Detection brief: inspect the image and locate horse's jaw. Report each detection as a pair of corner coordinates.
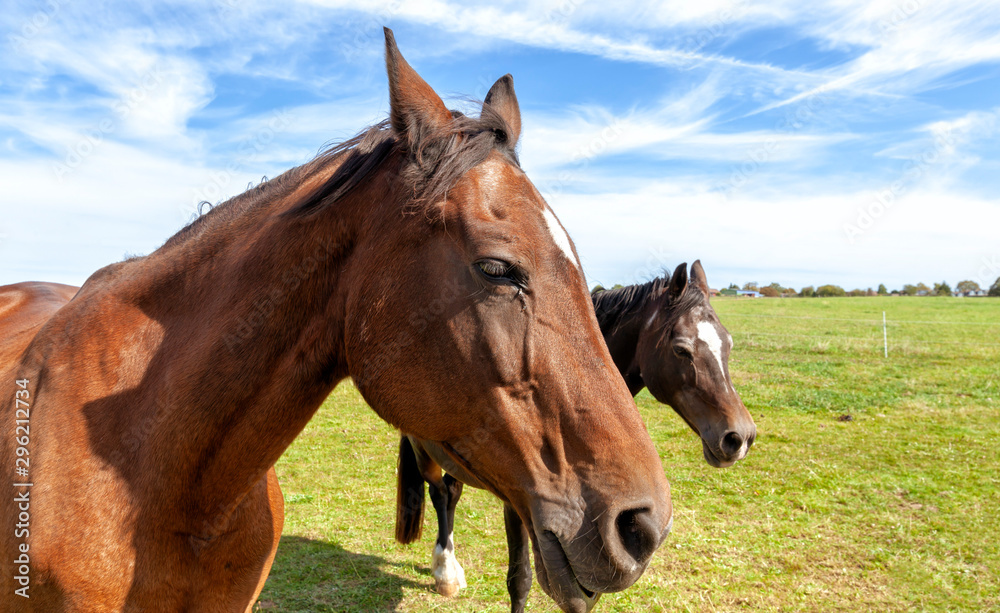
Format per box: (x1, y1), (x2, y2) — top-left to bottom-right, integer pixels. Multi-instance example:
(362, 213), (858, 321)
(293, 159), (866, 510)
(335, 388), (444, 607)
(523, 488), (673, 613)
(531, 529), (603, 613)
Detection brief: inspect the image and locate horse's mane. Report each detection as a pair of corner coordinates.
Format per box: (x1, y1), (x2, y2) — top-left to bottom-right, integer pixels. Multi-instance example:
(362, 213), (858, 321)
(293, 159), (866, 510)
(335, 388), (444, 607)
(162, 164), (308, 249)
(164, 104), (518, 249)
(592, 272), (705, 333)
(290, 105), (518, 217)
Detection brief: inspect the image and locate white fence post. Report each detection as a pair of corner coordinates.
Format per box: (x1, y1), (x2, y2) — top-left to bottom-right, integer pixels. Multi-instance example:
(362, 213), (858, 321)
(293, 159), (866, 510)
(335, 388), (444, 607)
(883, 311), (888, 358)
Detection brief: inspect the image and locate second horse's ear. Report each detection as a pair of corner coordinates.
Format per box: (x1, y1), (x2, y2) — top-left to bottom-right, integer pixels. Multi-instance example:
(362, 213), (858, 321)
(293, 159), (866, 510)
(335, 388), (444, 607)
(690, 260), (710, 293)
(384, 27), (452, 148)
(484, 74), (521, 148)
(668, 262), (688, 299)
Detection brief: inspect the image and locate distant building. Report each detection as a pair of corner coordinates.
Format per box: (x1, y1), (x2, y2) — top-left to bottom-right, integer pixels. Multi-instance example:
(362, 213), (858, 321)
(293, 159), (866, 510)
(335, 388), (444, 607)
(717, 289), (764, 298)
(956, 289), (988, 297)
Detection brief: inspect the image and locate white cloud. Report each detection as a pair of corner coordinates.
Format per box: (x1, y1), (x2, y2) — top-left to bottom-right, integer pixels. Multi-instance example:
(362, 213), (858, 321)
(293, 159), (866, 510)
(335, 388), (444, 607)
(550, 179), (1000, 290)
(518, 94), (856, 185)
(11, 25), (214, 135)
(922, 108), (1000, 148)
(1, 139), (207, 284)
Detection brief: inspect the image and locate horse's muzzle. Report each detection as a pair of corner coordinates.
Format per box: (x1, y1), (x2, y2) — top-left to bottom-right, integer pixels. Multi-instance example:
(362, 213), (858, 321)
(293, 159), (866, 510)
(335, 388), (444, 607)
(703, 423), (757, 467)
(530, 487), (673, 612)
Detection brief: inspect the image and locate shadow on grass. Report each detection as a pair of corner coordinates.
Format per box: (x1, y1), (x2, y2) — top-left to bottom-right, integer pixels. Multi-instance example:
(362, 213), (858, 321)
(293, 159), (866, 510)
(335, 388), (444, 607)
(255, 536), (427, 612)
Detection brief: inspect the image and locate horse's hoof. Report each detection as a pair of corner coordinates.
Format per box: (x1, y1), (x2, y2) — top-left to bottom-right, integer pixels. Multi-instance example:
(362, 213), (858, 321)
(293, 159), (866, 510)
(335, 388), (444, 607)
(432, 543), (467, 598)
(435, 579), (461, 597)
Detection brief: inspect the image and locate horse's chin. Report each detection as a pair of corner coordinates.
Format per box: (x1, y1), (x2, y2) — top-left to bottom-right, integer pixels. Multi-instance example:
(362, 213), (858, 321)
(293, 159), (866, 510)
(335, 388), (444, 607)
(702, 441), (737, 468)
(532, 530), (602, 613)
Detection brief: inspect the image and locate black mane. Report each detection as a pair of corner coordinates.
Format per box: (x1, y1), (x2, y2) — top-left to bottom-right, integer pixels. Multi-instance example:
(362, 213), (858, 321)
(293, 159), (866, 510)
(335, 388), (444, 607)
(592, 272), (705, 334)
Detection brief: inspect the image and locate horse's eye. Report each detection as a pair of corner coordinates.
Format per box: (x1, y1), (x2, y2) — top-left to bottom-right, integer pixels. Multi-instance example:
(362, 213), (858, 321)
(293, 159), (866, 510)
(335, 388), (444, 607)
(673, 345), (693, 360)
(475, 259), (524, 286)
(477, 259), (508, 279)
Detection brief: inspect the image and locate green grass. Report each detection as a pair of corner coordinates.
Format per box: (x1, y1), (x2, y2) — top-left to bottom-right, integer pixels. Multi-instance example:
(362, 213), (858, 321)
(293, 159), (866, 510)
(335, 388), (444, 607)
(257, 297), (1000, 612)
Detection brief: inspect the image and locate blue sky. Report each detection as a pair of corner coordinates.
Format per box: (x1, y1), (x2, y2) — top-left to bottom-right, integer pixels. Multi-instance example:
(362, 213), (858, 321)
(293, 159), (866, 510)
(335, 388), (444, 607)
(2, 0), (999, 291)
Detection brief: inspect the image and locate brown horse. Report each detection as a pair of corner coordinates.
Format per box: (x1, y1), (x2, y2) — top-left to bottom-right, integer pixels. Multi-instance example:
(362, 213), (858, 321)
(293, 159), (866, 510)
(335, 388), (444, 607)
(396, 261), (755, 610)
(0, 29), (671, 613)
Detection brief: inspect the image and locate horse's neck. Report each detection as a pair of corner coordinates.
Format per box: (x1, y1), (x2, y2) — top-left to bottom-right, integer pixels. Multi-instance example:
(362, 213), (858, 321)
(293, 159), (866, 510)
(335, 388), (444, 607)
(597, 302), (644, 387)
(73, 185), (363, 531)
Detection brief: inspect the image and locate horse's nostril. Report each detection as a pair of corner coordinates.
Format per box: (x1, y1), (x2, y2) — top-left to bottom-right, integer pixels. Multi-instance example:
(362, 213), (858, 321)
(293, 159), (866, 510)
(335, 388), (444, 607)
(721, 431), (744, 456)
(615, 507), (659, 564)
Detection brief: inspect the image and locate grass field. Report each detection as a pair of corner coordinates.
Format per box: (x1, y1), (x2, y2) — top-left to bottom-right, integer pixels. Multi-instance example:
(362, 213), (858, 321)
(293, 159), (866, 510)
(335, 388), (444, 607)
(256, 296), (1000, 612)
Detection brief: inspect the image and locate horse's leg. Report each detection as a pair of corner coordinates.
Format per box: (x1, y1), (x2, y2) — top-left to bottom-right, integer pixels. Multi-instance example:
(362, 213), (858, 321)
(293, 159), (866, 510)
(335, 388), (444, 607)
(504, 503), (532, 613)
(244, 467), (284, 612)
(428, 473), (467, 597)
(187, 467), (284, 612)
(443, 473), (464, 547)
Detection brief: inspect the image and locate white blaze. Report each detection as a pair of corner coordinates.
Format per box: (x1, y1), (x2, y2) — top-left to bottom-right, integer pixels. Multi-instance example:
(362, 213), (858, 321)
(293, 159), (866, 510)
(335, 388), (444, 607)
(696, 321), (727, 380)
(542, 206), (578, 266)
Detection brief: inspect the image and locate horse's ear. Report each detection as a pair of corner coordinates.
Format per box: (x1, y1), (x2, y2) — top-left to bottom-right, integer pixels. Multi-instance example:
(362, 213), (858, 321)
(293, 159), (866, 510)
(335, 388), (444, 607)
(668, 262), (688, 299)
(484, 74), (521, 148)
(690, 259), (710, 293)
(384, 27), (452, 147)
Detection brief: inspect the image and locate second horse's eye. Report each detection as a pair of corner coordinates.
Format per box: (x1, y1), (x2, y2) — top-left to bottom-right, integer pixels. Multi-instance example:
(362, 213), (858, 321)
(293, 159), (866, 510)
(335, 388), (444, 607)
(673, 345), (694, 360)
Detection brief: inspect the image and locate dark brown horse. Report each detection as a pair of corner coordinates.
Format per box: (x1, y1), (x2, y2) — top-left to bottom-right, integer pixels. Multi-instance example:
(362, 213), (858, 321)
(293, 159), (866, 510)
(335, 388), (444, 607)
(396, 261), (755, 610)
(0, 29), (671, 613)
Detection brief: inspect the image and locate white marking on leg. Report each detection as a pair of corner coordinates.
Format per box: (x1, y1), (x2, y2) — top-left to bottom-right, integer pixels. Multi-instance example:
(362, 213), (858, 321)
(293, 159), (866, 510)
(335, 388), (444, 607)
(432, 534), (467, 597)
(542, 206), (578, 267)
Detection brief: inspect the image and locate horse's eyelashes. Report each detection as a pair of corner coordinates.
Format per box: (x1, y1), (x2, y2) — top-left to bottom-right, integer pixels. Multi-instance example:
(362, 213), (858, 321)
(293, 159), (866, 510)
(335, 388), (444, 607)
(475, 259), (525, 287)
(673, 344), (694, 360)
(477, 259), (506, 278)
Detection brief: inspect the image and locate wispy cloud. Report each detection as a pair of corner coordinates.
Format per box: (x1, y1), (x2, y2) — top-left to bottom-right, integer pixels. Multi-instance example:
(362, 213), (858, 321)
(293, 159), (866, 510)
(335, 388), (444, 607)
(304, 0), (814, 79)
(747, 0), (1000, 114)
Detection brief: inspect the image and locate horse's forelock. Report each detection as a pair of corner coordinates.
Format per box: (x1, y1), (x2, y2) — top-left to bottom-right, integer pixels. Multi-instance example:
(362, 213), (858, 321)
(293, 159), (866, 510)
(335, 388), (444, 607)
(663, 283), (709, 331)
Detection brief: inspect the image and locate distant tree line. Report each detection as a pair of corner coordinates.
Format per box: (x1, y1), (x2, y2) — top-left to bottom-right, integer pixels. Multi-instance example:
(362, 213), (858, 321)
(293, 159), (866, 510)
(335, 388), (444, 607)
(593, 277), (1000, 298)
(721, 277), (1000, 298)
